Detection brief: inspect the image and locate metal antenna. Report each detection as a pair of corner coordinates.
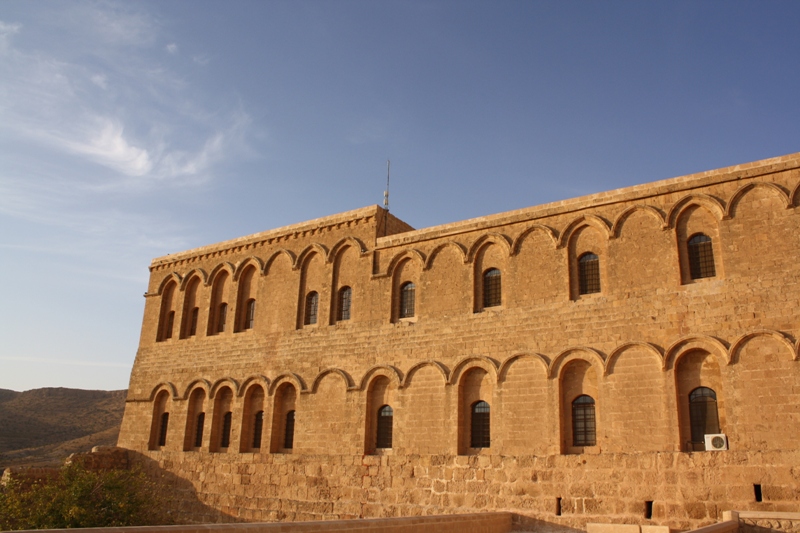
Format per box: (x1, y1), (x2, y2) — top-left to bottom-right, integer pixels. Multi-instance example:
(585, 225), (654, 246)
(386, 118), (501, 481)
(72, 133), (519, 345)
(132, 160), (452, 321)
(383, 160), (390, 237)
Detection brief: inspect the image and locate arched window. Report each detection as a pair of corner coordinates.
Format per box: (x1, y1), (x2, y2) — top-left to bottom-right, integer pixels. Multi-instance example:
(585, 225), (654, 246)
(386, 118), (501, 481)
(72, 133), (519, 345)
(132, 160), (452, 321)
(483, 268), (501, 308)
(189, 307), (199, 337)
(689, 387), (720, 446)
(244, 299), (256, 330)
(217, 303), (227, 333)
(376, 405), (393, 449)
(164, 311), (175, 340)
(194, 412), (205, 448)
(252, 411), (263, 449)
(572, 395), (596, 446)
(337, 286), (352, 321)
(399, 282), (415, 318)
(688, 234), (716, 280)
(470, 401), (490, 448)
(158, 412), (169, 447)
(220, 411), (232, 448)
(304, 292), (319, 325)
(284, 410), (295, 449)
(578, 253), (600, 295)
(157, 281), (177, 342)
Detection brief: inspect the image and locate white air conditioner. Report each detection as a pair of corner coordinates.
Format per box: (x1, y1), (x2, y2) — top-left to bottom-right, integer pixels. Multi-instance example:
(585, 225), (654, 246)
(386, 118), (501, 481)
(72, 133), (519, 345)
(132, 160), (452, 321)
(704, 433), (728, 451)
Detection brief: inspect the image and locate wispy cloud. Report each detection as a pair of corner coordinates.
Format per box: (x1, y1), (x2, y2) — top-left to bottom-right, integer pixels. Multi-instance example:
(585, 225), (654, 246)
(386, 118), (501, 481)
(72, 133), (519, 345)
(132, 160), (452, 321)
(166, 42), (178, 54)
(0, 20), (21, 53)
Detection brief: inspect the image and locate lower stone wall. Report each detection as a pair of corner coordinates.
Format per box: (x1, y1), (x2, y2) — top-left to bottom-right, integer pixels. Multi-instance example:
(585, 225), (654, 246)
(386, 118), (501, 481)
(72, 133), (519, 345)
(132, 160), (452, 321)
(738, 511), (800, 532)
(128, 449), (800, 532)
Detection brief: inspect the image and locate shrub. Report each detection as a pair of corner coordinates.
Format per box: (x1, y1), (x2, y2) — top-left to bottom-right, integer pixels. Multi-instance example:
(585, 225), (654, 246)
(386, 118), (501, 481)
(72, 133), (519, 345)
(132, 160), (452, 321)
(0, 462), (172, 530)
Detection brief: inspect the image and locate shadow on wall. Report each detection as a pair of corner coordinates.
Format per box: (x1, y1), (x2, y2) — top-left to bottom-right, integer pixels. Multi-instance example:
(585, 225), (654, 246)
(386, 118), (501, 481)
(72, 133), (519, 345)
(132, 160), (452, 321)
(127, 451), (239, 524)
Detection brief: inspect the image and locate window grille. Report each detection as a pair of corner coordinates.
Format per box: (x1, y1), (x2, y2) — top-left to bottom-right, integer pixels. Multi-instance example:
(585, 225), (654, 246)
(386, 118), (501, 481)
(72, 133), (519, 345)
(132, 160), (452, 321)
(189, 307), (199, 336)
(217, 303), (227, 333)
(689, 386), (719, 445)
(483, 268), (502, 308)
(470, 401), (490, 448)
(220, 411), (232, 448)
(572, 395), (596, 446)
(164, 311), (175, 339)
(194, 412), (205, 448)
(284, 410), (295, 449)
(158, 412), (169, 447)
(304, 292), (318, 325)
(252, 410), (263, 449)
(688, 234), (716, 279)
(245, 299), (256, 330)
(376, 405), (393, 449)
(399, 282), (416, 318)
(338, 286), (352, 321)
(578, 253), (601, 295)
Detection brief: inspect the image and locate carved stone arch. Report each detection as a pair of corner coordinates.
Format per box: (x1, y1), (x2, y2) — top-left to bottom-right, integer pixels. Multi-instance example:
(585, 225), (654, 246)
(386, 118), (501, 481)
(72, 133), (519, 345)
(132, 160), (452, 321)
(268, 373), (308, 396)
(178, 269), (208, 291)
(237, 375), (271, 397)
(466, 233), (513, 263)
(449, 355), (500, 385)
(511, 224), (559, 254)
(424, 241), (468, 271)
(666, 194), (726, 228)
(611, 205), (667, 238)
(358, 365), (404, 391)
(294, 243), (330, 271)
(181, 378), (212, 400)
(605, 342), (665, 376)
(549, 347), (606, 379)
(149, 382), (179, 401)
(311, 368), (356, 393)
(791, 181), (800, 207)
(664, 335), (730, 370)
(497, 353), (550, 382)
(328, 237), (369, 264)
(157, 273), (182, 295)
(729, 329), (797, 364)
(557, 215), (612, 249)
(724, 182), (792, 218)
(384, 249), (427, 278)
(401, 360), (450, 388)
(233, 257), (265, 281)
(206, 262), (236, 287)
(209, 377), (241, 399)
(263, 249), (297, 274)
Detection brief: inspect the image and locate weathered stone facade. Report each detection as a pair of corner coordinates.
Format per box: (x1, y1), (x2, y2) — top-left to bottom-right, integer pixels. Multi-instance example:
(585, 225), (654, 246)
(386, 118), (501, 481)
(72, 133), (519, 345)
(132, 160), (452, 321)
(118, 153), (800, 531)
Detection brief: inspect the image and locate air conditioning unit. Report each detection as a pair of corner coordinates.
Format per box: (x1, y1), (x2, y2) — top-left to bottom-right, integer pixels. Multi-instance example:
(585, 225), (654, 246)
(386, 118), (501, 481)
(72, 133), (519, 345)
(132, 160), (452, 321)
(704, 433), (728, 451)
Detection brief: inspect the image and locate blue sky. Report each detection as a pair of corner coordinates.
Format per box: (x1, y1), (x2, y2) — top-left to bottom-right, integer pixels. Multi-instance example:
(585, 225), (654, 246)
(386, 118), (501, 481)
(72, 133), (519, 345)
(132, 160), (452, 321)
(1, 1), (799, 392)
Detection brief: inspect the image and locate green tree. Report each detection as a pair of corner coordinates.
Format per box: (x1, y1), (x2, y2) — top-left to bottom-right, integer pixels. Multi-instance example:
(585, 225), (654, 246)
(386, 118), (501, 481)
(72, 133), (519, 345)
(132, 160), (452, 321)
(0, 462), (172, 530)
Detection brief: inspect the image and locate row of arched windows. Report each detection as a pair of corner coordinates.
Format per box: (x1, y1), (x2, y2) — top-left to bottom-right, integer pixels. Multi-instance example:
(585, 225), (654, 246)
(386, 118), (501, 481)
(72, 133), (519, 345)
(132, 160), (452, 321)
(158, 233), (718, 339)
(150, 384), (721, 454)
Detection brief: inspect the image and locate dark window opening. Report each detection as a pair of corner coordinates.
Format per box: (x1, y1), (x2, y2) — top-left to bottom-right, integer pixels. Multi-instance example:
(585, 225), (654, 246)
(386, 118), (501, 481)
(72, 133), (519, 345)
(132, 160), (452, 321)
(754, 484), (763, 502)
(304, 292), (319, 325)
(483, 268), (502, 308)
(572, 395), (596, 446)
(164, 311), (175, 339)
(244, 299), (256, 330)
(194, 412), (205, 448)
(217, 303), (227, 333)
(688, 234), (716, 280)
(220, 411), (232, 448)
(376, 405), (393, 449)
(689, 386), (720, 446)
(337, 286), (352, 321)
(470, 400), (491, 448)
(645, 501), (653, 519)
(252, 411), (263, 449)
(399, 282), (416, 318)
(556, 497), (562, 516)
(189, 307), (199, 336)
(158, 412), (169, 447)
(284, 410), (295, 449)
(578, 253), (600, 295)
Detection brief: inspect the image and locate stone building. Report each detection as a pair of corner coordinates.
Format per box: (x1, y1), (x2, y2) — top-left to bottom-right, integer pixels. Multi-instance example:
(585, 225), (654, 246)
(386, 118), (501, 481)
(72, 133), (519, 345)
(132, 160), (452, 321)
(118, 152), (800, 531)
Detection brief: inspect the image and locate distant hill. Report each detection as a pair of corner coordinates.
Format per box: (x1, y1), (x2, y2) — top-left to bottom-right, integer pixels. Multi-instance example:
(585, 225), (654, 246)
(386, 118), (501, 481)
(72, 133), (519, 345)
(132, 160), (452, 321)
(0, 388), (126, 470)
